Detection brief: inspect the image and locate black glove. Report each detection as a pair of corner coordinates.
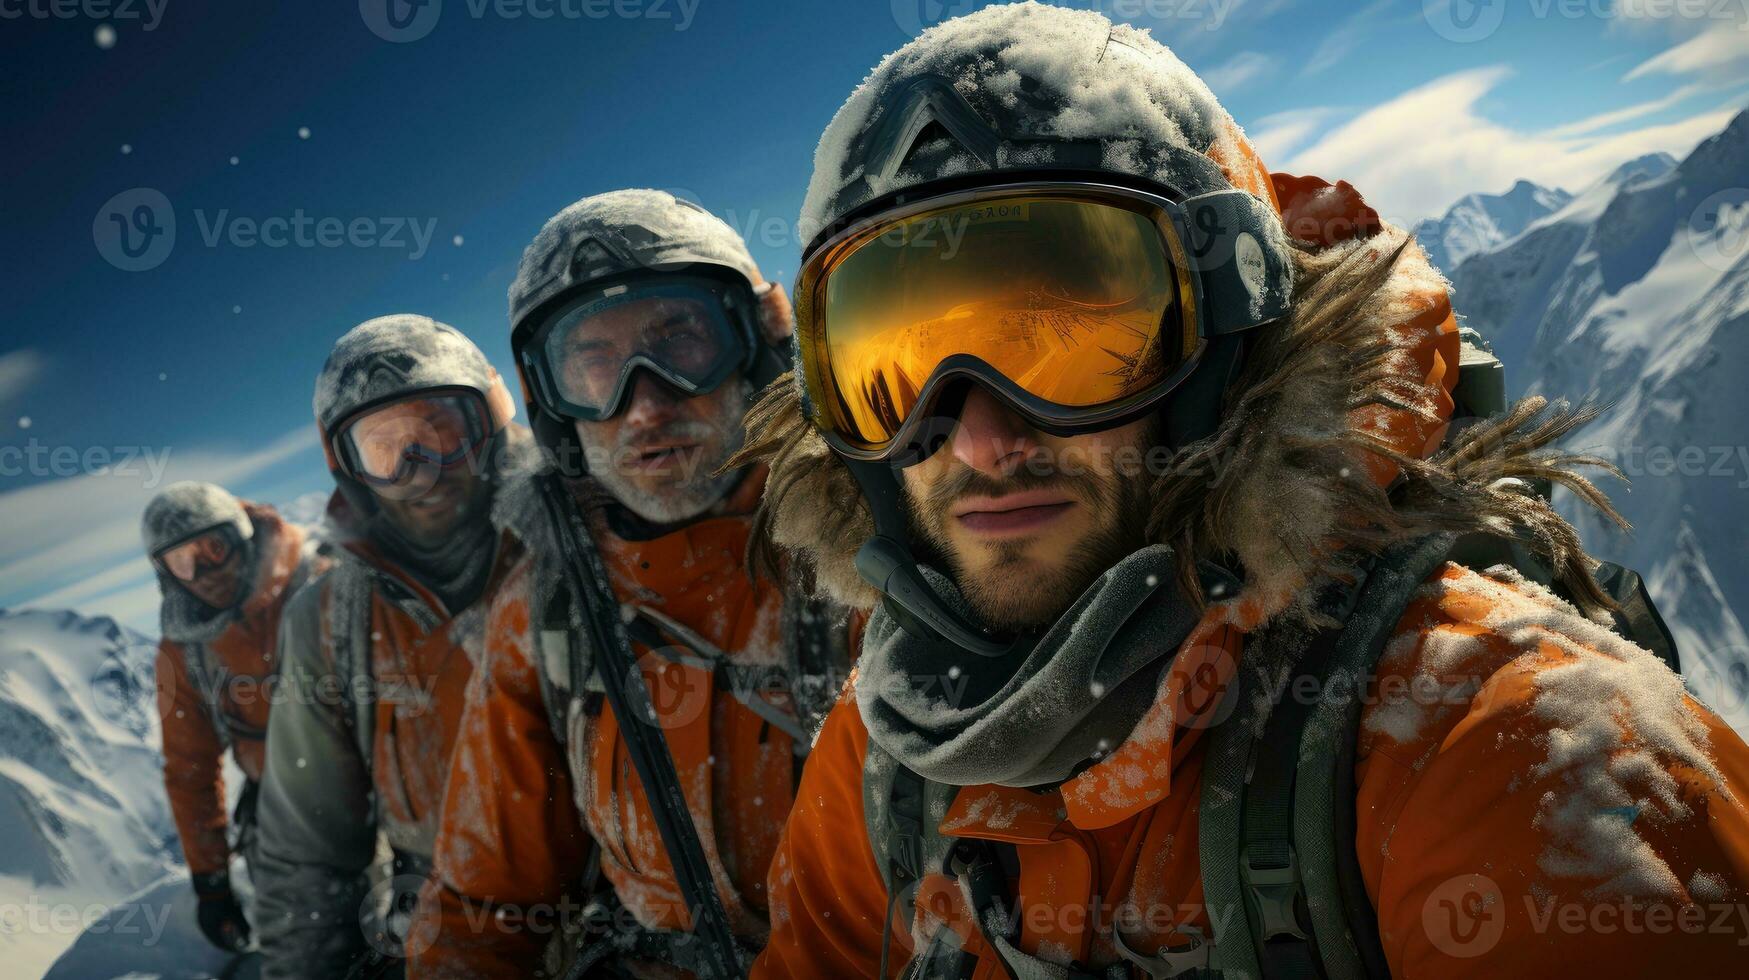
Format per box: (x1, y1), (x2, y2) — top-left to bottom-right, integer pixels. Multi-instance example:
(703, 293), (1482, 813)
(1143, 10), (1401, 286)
(192, 872), (252, 952)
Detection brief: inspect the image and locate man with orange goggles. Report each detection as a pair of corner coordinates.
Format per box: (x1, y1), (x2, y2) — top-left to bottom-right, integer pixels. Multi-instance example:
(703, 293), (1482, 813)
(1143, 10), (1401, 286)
(143, 481), (325, 957)
(744, 6), (1749, 980)
(406, 189), (852, 979)
(252, 315), (531, 979)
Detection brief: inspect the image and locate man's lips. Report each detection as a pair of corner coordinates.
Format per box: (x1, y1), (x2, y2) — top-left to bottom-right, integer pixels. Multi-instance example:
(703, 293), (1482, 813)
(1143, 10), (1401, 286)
(951, 490), (1076, 536)
(624, 442), (701, 471)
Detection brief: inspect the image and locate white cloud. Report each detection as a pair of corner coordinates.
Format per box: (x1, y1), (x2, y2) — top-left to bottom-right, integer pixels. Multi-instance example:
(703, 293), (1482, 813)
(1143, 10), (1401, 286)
(1202, 51), (1275, 93)
(0, 349), (46, 406)
(1545, 82), (1709, 137)
(1279, 66), (1740, 222)
(1624, 21), (1749, 82)
(1246, 107), (1345, 165)
(0, 426), (320, 633)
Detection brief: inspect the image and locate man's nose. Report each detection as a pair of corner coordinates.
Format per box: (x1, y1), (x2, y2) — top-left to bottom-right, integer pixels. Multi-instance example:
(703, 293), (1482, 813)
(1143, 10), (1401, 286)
(949, 386), (1041, 475)
(621, 372), (679, 429)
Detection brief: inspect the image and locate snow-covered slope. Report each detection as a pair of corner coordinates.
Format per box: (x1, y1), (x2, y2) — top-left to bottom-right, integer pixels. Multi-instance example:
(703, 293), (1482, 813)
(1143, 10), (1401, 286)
(1411, 179), (1574, 276)
(0, 608), (183, 975)
(1435, 110), (1749, 734)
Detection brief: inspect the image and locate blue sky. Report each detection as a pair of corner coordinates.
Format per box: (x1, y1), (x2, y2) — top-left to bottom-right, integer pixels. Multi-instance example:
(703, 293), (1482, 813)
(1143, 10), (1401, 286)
(2, 0), (1746, 632)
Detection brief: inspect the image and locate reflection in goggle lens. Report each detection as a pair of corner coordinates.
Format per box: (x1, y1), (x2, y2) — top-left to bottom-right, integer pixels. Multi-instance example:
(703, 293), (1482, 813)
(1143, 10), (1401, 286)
(812, 194), (1185, 450)
(157, 529), (234, 581)
(343, 394), (479, 486)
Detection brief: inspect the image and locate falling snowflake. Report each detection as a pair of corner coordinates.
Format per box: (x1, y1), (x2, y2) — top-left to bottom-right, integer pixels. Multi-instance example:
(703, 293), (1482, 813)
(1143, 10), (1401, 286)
(298, 126), (311, 140)
(120, 144), (132, 155)
(229, 156), (239, 166)
(452, 234), (464, 247)
(94, 24), (116, 49)
(17, 416), (31, 429)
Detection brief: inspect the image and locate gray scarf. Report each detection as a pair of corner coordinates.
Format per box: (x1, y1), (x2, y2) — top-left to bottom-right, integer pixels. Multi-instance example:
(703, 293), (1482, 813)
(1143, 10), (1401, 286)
(856, 545), (1202, 789)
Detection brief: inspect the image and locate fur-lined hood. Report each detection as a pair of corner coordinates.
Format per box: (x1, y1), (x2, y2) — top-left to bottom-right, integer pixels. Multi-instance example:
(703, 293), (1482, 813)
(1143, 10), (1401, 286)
(735, 216), (1624, 625)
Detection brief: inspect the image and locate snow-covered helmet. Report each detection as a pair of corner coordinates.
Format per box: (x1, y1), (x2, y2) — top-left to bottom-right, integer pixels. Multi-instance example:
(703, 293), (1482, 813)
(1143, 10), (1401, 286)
(506, 188), (788, 476)
(791, 2), (1294, 654)
(313, 314), (517, 516)
(142, 481), (253, 558)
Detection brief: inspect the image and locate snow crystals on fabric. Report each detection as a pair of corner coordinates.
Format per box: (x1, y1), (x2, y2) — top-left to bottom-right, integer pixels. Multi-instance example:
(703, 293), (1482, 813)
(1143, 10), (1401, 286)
(1382, 562), (1725, 899)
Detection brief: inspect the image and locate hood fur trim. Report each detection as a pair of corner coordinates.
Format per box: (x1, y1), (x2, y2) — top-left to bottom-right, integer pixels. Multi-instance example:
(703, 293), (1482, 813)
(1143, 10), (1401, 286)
(734, 221), (1626, 622)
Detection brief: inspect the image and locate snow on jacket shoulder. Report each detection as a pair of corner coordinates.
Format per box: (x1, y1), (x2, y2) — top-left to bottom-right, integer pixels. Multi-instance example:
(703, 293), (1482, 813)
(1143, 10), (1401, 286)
(754, 565), (1749, 979)
(1356, 561), (1749, 976)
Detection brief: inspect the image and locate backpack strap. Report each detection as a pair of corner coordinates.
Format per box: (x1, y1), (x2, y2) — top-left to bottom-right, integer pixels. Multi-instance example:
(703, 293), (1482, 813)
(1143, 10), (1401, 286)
(782, 592), (856, 748)
(328, 559), (380, 772)
(1587, 561), (1680, 673)
(1202, 532), (1458, 980)
(181, 641), (235, 755)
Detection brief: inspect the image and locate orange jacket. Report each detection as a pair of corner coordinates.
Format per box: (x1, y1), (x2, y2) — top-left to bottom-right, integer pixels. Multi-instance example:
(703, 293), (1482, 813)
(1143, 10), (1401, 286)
(253, 519), (519, 978)
(752, 174), (1749, 977)
(156, 503), (314, 876)
(755, 566), (1749, 979)
(409, 474), (806, 978)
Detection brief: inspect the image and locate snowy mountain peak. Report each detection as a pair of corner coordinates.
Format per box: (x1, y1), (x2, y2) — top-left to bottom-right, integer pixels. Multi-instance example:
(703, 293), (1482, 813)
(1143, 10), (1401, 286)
(1413, 179), (1574, 276)
(1443, 111), (1749, 739)
(1602, 151), (1677, 191)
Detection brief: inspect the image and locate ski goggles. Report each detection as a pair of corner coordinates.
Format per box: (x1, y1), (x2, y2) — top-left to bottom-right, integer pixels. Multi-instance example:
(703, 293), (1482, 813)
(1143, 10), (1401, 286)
(330, 388), (492, 488)
(154, 526), (239, 582)
(518, 273), (759, 422)
(795, 181), (1289, 461)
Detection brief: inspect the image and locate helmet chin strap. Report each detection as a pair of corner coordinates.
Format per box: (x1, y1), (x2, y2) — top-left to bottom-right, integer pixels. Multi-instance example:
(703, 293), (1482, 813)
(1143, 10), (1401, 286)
(844, 457), (1018, 658)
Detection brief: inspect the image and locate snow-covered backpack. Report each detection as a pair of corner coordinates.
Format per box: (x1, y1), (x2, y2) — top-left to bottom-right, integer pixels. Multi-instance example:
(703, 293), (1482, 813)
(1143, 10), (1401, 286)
(862, 335), (1682, 980)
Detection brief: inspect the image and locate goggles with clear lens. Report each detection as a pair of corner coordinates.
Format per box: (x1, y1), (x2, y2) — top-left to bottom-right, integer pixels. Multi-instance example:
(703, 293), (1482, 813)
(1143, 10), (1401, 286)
(332, 388), (491, 488)
(520, 274), (757, 422)
(796, 181), (1288, 462)
(154, 526), (239, 582)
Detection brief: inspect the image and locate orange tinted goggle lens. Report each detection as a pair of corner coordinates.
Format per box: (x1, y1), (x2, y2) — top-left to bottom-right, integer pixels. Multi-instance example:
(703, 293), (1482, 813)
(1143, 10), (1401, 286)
(157, 529), (233, 581)
(343, 394), (478, 485)
(810, 193), (1186, 449)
